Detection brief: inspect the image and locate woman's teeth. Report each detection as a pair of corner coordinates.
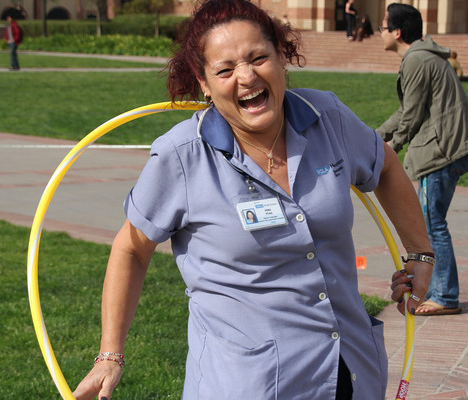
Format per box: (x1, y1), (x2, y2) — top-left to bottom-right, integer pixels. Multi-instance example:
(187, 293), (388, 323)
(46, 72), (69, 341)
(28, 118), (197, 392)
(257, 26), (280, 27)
(239, 89), (264, 101)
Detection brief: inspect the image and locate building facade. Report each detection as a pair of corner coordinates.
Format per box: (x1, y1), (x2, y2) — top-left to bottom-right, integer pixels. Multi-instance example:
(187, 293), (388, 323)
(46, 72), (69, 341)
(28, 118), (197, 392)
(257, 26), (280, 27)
(1, 0), (467, 35)
(237, 0), (468, 35)
(0, 0), (99, 20)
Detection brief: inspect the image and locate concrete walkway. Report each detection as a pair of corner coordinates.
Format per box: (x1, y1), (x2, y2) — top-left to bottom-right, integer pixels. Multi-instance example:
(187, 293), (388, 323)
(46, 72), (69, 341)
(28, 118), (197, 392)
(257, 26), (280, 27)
(2, 131), (468, 399)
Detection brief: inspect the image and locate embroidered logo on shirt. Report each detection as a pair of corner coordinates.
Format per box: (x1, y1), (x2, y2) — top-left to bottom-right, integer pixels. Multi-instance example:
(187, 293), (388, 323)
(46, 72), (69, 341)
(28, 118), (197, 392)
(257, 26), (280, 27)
(315, 165), (330, 176)
(315, 159), (344, 177)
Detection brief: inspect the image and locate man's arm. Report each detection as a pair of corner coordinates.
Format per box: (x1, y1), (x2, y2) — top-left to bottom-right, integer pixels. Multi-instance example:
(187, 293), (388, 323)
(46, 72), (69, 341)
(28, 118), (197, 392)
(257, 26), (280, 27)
(377, 55), (431, 151)
(376, 106), (402, 143)
(374, 144), (433, 315)
(391, 60), (429, 150)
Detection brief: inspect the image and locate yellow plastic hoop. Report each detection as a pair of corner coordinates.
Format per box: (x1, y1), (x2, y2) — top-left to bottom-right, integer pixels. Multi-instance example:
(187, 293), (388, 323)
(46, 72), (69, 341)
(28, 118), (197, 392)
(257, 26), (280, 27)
(27, 101), (414, 400)
(351, 187), (415, 400)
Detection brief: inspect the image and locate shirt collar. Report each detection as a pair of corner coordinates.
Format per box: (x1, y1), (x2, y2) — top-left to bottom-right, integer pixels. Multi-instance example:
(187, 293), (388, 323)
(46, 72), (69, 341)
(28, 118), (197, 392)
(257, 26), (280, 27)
(198, 89), (320, 155)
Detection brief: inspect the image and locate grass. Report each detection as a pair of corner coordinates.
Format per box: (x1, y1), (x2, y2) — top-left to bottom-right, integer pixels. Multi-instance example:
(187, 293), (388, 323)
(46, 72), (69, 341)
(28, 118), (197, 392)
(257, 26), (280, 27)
(0, 51), (164, 68)
(1, 53), (400, 144)
(0, 52), (193, 145)
(361, 294), (392, 317)
(1, 219), (188, 399)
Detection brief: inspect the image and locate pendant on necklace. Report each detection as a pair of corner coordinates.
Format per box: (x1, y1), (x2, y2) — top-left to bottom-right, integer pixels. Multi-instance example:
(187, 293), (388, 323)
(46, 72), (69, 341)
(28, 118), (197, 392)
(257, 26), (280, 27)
(267, 155), (274, 173)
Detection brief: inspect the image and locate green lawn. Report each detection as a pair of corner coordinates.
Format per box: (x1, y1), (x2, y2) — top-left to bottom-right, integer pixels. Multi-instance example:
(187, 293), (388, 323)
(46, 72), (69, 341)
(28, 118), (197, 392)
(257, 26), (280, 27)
(0, 51), (164, 68)
(1, 54), (400, 144)
(1, 220), (188, 399)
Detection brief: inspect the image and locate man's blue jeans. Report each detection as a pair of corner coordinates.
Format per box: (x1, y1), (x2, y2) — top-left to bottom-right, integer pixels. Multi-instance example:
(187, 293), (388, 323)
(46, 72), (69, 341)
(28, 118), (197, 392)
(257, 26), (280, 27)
(418, 154), (468, 308)
(9, 42), (19, 69)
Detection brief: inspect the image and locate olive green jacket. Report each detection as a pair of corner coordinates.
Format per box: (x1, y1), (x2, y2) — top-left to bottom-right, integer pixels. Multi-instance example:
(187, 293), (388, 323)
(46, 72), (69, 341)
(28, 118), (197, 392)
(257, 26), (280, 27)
(377, 36), (468, 180)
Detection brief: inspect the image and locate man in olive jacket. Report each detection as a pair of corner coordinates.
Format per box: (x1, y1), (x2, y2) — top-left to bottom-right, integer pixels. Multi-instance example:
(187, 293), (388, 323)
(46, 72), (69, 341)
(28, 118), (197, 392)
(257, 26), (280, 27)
(377, 3), (468, 316)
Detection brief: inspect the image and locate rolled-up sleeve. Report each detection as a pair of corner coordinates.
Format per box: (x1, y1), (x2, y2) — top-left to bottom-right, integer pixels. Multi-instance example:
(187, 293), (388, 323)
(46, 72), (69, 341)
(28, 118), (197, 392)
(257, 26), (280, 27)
(124, 136), (189, 243)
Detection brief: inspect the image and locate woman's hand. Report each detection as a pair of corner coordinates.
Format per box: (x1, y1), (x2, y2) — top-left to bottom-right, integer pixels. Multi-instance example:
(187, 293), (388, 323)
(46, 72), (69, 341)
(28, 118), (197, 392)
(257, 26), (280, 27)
(391, 260), (432, 315)
(73, 362), (122, 400)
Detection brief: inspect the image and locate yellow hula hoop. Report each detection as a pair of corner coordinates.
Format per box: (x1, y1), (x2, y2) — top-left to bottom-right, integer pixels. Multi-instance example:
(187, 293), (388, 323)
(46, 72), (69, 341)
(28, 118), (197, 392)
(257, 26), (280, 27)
(27, 102), (414, 400)
(351, 187), (415, 400)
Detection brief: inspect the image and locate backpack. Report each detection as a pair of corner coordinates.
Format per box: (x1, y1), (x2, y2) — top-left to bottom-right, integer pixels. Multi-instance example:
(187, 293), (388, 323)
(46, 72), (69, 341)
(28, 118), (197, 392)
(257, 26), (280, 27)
(17, 25), (23, 45)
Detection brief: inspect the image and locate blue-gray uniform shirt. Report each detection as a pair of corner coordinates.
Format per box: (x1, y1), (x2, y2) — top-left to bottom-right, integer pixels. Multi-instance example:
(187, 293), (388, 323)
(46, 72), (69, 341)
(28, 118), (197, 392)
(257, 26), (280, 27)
(125, 89), (387, 400)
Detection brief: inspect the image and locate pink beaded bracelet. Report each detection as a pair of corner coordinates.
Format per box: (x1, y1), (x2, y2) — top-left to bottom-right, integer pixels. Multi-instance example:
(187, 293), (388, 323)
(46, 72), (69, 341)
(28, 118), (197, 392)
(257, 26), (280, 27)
(94, 352), (125, 368)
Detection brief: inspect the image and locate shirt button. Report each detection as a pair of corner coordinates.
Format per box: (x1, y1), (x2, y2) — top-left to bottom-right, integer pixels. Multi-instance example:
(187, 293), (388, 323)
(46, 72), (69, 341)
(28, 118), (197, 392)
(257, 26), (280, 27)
(306, 252), (315, 260)
(319, 292), (327, 301)
(296, 213), (305, 222)
(331, 332), (339, 340)
(352, 373), (357, 381)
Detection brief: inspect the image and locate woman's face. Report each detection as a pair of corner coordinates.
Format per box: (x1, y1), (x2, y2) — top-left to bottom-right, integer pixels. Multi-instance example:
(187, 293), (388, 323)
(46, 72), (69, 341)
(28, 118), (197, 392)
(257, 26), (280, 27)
(197, 20), (286, 137)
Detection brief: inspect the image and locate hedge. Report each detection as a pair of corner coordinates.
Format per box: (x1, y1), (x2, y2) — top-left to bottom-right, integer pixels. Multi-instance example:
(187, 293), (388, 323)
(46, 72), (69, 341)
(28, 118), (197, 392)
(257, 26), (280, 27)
(9, 14), (188, 40)
(0, 33), (174, 57)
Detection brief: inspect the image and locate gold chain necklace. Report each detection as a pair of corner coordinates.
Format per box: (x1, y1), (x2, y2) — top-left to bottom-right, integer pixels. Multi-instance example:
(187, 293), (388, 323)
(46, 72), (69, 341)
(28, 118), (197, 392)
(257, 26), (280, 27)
(233, 118), (284, 174)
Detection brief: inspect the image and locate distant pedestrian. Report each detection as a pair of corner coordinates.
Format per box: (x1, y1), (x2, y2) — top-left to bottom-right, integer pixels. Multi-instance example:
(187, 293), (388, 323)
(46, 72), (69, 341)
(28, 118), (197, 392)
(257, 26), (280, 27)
(4, 15), (22, 70)
(377, 3), (468, 316)
(345, 0), (357, 40)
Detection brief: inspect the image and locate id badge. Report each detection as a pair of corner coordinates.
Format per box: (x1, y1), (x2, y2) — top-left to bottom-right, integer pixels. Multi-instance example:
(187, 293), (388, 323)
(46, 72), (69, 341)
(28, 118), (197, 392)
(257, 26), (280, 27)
(236, 195), (288, 231)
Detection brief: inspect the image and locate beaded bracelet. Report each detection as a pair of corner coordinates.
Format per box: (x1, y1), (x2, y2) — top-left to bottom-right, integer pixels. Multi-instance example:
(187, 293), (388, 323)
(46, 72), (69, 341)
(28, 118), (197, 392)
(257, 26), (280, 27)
(94, 352), (125, 368)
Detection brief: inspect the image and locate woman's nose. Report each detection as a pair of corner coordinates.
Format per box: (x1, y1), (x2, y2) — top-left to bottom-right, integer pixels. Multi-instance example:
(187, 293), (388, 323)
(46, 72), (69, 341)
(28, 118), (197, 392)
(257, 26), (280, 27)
(236, 63), (256, 84)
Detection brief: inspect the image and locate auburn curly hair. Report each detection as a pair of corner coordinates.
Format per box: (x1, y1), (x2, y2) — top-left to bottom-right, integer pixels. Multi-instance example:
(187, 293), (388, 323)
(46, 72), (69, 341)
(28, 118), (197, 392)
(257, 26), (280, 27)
(166, 0), (304, 102)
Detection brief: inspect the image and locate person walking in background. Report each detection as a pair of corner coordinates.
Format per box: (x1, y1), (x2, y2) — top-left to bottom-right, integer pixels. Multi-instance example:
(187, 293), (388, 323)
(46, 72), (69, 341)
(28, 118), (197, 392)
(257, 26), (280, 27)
(345, 0), (357, 40)
(377, 3), (468, 316)
(4, 15), (22, 70)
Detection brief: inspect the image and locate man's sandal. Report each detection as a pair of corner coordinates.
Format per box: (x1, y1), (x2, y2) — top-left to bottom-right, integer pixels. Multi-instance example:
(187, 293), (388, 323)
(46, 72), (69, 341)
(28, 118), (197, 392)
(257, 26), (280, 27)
(415, 300), (461, 316)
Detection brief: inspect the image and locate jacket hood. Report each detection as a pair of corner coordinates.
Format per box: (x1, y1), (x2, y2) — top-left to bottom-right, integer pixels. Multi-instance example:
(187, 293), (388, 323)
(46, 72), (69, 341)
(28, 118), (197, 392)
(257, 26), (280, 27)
(404, 35), (451, 60)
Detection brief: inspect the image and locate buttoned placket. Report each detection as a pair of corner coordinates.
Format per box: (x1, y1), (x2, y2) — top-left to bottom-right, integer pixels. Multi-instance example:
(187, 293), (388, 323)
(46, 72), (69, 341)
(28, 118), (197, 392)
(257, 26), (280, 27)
(215, 101), (341, 354)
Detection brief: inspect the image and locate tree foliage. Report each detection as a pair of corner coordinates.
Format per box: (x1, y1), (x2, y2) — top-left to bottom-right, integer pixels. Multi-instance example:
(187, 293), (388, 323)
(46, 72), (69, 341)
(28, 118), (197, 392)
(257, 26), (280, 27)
(120, 0), (173, 36)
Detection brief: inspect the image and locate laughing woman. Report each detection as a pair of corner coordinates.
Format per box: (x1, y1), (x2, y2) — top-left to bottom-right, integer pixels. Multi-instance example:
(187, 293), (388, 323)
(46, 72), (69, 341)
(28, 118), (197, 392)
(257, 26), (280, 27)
(73, 1), (433, 399)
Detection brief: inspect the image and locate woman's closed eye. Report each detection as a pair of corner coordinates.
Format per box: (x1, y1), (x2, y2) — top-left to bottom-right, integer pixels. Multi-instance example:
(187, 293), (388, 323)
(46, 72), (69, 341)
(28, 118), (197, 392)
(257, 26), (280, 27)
(216, 68), (234, 77)
(252, 55), (268, 65)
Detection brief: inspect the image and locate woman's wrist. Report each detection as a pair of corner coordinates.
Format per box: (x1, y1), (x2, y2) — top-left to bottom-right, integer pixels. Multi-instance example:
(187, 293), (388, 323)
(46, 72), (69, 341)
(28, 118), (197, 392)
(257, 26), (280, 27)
(94, 352), (125, 369)
(402, 252), (436, 266)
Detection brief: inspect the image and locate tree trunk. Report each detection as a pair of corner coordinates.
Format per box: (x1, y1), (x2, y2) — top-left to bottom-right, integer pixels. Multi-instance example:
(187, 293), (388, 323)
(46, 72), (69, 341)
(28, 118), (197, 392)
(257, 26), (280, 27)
(155, 10), (160, 38)
(96, 0), (108, 36)
(42, 0), (48, 37)
(96, 11), (102, 36)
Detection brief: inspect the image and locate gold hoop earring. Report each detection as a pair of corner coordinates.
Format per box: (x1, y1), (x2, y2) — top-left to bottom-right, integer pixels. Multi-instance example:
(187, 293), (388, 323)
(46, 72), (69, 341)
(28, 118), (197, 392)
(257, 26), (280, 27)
(204, 93), (213, 104)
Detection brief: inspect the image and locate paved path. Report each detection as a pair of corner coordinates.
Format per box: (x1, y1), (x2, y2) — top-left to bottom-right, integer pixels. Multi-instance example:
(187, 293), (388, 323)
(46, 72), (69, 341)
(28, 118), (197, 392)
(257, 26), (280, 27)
(2, 132), (468, 399)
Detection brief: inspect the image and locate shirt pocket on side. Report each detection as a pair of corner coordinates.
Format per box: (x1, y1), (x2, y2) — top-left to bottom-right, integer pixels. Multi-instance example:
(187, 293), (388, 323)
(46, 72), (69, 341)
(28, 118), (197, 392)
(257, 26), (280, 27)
(199, 331), (279, 400)
(369, 316), (388, 398)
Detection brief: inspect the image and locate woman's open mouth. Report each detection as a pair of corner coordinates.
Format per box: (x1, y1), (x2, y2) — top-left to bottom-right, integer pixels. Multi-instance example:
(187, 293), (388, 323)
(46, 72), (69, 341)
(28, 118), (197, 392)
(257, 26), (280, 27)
(238, 89), (269, 110)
